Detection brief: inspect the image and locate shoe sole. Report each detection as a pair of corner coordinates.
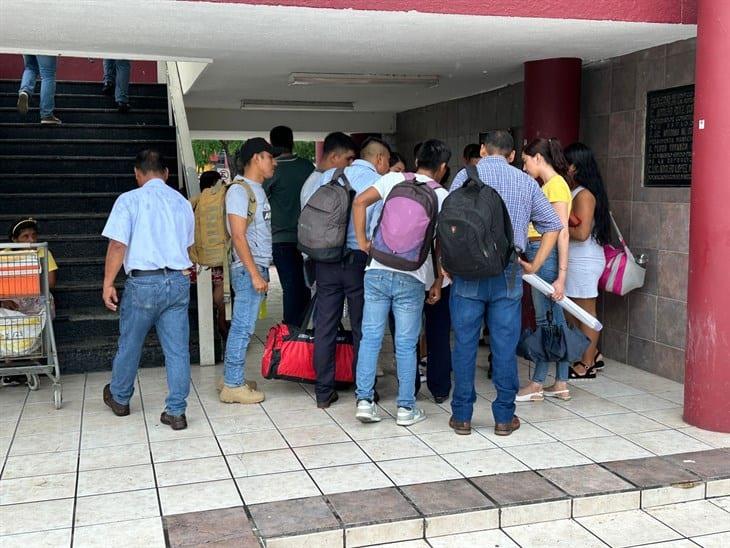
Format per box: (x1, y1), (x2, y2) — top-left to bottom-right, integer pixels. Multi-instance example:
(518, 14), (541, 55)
(220, 396), (265, 404)
(356, 412), (381, 423)
(160, 417), (187, 430)
(397, 414), (426, 427)
(17, 93), (28, 115)
(516, 394), (544, 402)
(544, 393), (571, 401)
(40, 120), (61, 125)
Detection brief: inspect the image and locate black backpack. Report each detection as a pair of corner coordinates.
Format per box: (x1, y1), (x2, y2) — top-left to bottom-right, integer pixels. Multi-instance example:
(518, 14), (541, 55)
(437, 166), (515, 279)
(298, 168), (355, 263)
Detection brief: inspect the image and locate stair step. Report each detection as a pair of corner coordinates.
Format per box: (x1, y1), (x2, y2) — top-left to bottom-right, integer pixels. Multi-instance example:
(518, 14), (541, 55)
(0, 107), (170, 125)
(52, 280), (198, 308)
(0, 92), (169, 110)
(0, 192), (119, 214)
(0, 138), (177, 156)
(37, 235), (108, 258)
(0, 123), (175, 140)
(0, 79), (168, 97)
(0, 155), (179, 174)
(0, 173), (178, 193)
(0, 212), (108, 235)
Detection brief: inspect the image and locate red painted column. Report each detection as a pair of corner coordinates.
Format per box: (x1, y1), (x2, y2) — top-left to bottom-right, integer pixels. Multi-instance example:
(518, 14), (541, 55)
(523, 58), (582, 145)
(684, 0), (730, 433)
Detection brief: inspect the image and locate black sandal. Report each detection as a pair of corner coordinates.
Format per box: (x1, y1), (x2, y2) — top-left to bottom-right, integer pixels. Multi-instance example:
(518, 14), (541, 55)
(569, 361), (596, 379)
(594, 350), (605, 371)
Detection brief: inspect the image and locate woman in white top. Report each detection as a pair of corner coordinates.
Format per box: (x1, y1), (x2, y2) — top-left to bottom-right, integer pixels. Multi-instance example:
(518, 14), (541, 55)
(564, 143), (611, 378)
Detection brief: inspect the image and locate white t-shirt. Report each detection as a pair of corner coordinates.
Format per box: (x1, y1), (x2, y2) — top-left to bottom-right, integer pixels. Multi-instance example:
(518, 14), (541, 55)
(366, 172), (448, 287)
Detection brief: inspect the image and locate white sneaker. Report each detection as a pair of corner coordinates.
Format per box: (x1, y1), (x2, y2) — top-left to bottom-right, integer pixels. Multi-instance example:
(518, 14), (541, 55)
(355, 399), (381, 423)
(397, 406), (426, 426)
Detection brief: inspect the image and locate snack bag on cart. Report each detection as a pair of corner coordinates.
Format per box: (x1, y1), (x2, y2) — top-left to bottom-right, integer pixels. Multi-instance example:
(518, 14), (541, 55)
(0, 307), (46, 358)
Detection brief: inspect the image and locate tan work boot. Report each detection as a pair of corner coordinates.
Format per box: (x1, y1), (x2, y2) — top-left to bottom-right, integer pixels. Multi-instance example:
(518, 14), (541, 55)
(220, 384), (265, 404)
(216, 377), (257, 392)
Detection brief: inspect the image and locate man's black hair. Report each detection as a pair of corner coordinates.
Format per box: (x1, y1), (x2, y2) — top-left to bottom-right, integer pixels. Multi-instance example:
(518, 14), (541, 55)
(389, 151), (405, 168)
(413, 142), (423, 158)
(323, 132), (357, 156)
(416, 139), (451, 171)
(199, 170), (222, 191)
(479, 130), (514, 155)
(135, 149), (168, 174)
(360, 136), (391, 157)
(463, 143), (481, 161)
(270, 125), (294, 152)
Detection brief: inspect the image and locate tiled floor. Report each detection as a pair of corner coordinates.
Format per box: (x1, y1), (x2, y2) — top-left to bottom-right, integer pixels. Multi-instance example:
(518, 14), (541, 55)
(1, 283), (730, 546)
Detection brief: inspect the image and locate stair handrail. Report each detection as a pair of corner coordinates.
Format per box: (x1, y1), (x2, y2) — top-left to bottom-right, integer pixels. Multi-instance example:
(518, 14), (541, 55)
(165, 61), (215, 366)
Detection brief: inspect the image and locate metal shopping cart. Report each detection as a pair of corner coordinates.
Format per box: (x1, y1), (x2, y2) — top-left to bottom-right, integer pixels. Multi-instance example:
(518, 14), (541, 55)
(0, 243), (62, 409)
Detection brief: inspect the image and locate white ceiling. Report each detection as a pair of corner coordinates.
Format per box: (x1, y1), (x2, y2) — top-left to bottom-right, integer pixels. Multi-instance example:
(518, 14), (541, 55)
(0, 0), (696, 123)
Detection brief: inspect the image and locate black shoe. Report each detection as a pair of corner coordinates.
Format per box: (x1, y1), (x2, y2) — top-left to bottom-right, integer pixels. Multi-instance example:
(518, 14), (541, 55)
(317, 391), (339, 409)
(102, 82), (114, 96)
(116, 102), (130, 113)
(103, 384), (130, 416)
(161, 411), (187, 430)
(434, 395), (448, 404)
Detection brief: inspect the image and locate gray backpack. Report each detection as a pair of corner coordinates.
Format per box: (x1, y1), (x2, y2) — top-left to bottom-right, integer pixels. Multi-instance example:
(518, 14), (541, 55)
(298, 168), (355, 263)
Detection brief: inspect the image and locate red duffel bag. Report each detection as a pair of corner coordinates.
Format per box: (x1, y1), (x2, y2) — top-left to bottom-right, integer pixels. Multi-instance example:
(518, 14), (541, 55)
(261, 296), (355, 386)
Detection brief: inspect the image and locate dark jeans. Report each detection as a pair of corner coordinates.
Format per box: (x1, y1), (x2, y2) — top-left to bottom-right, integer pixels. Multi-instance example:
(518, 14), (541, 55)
(425, 285), (452, 398)
(313, 252), (366, 402)
(273, 242), (310, 326)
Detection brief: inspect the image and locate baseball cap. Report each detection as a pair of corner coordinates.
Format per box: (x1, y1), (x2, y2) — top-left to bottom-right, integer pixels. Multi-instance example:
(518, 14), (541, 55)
(238, 138), (274, 166)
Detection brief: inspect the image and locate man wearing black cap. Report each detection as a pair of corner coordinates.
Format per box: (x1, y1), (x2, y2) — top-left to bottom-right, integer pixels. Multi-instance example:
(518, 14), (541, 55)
(219, 138), (275, 405)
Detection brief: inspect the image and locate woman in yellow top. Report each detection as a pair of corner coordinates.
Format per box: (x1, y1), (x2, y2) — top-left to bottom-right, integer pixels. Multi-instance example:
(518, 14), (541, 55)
(517, 138), (574, 402)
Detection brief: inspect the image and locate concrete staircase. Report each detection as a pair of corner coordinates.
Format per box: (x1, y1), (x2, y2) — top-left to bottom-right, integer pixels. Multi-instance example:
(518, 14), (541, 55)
(0, 79), (199, 373)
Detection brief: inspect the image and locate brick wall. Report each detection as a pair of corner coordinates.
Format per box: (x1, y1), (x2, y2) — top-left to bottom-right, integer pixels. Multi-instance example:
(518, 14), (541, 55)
(395, 38), (695, 381)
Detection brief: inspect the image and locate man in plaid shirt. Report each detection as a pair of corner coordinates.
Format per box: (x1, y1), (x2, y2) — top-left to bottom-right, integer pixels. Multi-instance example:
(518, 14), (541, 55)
(447, 130), (564, 437)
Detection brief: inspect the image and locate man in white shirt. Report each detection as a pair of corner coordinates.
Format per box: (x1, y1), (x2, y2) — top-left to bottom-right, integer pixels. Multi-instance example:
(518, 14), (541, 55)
(101, 150), (195, 430)
(351, 139), (451, 426)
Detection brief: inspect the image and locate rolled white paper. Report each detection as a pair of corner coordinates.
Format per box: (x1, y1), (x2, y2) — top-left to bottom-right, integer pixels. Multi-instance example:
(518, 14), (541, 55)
(523, 273), (603, 332)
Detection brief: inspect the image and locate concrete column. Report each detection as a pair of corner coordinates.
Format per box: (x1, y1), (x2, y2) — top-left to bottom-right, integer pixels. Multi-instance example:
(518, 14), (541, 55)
(684, 0), (730, 433)
(523, 58), (582, 145)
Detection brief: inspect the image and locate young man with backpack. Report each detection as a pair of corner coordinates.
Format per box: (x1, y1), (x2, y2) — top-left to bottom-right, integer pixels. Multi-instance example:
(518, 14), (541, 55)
(264, 126), (315, 327)
(444, 130), (563, 436)
(351, 139), (451, 425)
(219, 138), (275, 405)
(302, 137), (391, 409)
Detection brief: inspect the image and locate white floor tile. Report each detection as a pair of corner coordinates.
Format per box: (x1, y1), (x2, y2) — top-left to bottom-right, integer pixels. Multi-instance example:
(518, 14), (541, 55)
(74, 489), (159, 527)
(417, 430), (496, 454)
(613, 394), (681, 412)
(148, 435), (221, 462)
(641, 408), (689, 429)
(227, 448), (302, 477)
(340, 418), (412, 441)
(504, 518), (608, 547)
(159, 479), (242, 515)
(564, 436), (654, 462)
(533, 418), (613, 441)
(378, 456), (461, 486)
(505, 442), (592, 469)
(577, 510), (682, 548)
(155, 455), (232, 486)
(146, 415), (215, 441)
(588, 413), (668, 435)
(477, 422), (558, 447)
(0, 528), (72, 547)
(358, 435), (435, 461)
(2, 450), (77, 479)
(268, 408), (337, 430)
(236, 470), (321, 504)
(710, 496), (730, 512)
(77, 464), (155, 496)
(0, 498), (74, 536)
(0, 473), (76, 505)
(280, 423), (351, 446)
(9, 431), (80, 456)
(692, 532), (730, 548)
(646, 500), (730, 537)
(428, 529), (520, 548)
(294, 441), (370, 469)
(309, 462), (393, 494)
(79, 443), (151, 471)
(512, 402), (577, 422)
(443, 448), (529, 477)
(73, 516), (165, 548)
(216, 429), (288, 454)
(678, 426), (730, 449)
(625, 429), (713, 455)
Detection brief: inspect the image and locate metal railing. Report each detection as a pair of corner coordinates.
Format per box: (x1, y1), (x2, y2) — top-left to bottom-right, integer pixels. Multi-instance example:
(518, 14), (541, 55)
(165, 61), (216, 366)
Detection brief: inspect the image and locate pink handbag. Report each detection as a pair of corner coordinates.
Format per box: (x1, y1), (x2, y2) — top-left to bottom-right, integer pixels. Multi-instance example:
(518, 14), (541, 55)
(599, 213), (646, 296)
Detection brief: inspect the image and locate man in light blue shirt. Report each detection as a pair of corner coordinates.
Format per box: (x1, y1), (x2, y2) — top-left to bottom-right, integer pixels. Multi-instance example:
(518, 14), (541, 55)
(101, 150), (194, 431)
(312, 137), (391, 408)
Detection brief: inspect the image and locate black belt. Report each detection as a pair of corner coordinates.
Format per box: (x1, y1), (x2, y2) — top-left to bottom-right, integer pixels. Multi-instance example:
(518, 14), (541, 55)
(129, 268), (181, 277)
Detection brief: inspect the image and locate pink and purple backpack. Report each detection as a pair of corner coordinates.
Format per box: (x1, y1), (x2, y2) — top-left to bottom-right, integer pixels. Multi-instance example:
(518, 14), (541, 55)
(369, 173), (441, 271)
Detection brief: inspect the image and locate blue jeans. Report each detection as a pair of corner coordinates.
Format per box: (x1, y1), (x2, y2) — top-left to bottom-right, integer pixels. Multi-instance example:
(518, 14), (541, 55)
(356, 269), (425, 409)
(20, 55), (57, 118)
(450, 265), (522, 424)
(103, 59), (131, 104)
(110, 272), (191, 416)
(224, 264), (268, 387)
(526, 242), (570, 383)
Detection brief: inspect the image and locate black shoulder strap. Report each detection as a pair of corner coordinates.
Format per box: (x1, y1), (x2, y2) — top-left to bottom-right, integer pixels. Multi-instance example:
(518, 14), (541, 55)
(465, 165), (483, 186)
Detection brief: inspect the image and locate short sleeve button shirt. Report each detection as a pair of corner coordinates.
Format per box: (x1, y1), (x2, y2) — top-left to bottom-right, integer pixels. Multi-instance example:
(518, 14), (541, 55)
(102, 178), (194, 274)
